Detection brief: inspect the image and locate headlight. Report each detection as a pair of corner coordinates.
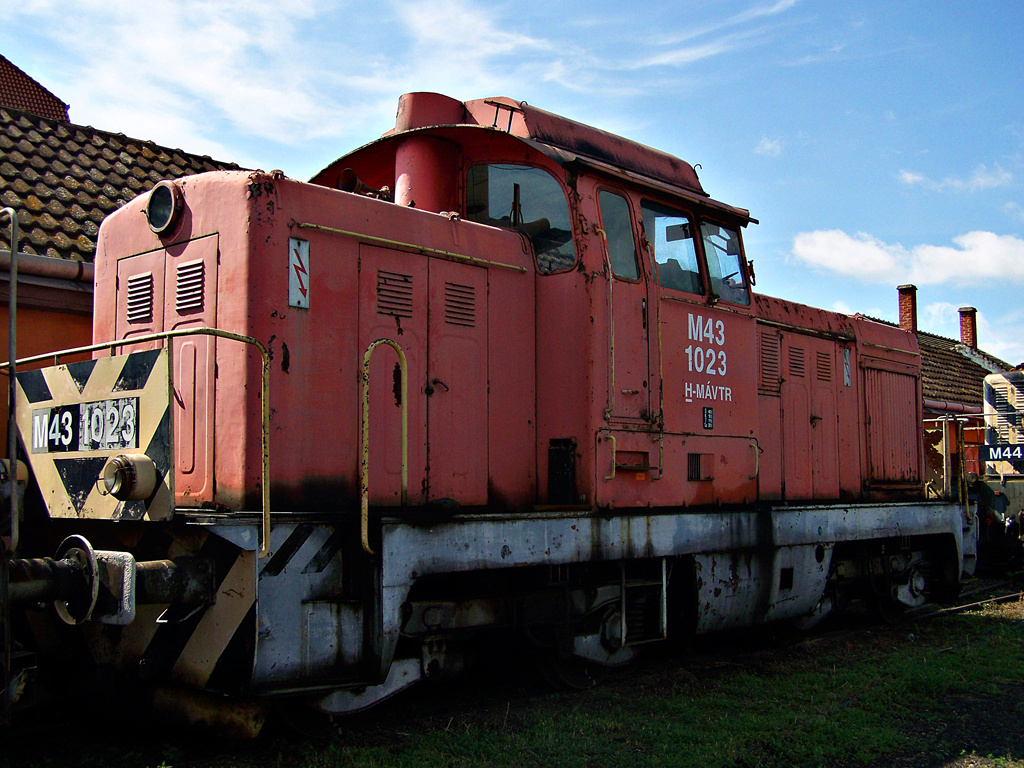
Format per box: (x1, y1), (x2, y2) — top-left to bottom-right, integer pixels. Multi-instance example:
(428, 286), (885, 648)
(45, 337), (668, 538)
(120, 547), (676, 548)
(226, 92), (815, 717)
(146, 180), (182, 235)
(100, 454), (157, 501)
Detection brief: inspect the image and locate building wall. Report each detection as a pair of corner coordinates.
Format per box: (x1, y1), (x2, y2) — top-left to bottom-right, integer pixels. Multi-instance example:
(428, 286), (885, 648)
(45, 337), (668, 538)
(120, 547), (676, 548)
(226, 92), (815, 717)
(0, 304), (92, 446)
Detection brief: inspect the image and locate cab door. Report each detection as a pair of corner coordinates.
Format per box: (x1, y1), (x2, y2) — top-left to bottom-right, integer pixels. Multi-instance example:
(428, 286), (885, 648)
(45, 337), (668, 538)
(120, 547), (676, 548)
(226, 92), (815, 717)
(426, 258), (488, 504)
(598, 190), (653, 424)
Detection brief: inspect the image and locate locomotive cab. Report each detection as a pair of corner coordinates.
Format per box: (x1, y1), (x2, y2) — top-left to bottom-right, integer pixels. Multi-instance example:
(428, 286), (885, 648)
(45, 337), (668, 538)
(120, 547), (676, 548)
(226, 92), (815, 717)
(319, 93), (765, 511)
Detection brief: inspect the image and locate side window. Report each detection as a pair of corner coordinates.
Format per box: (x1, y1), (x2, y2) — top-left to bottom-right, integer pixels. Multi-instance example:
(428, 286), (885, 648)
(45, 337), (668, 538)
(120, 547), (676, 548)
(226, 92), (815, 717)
(466, 164), (577, 273)
(641, 200), (703, 295)
(598, 190), (639, 280)
(701, 223), (750, 306)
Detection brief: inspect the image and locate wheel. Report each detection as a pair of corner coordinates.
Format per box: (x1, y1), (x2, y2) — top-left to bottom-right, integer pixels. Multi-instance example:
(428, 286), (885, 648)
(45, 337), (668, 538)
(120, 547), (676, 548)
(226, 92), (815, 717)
(536, 651), (607, 690)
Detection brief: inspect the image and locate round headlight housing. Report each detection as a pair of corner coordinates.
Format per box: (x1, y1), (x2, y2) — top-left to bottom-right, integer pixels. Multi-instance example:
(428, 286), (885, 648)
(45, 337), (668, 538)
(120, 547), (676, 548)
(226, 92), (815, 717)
(146, 180), (182, 235)
(100, 453), (157, 501)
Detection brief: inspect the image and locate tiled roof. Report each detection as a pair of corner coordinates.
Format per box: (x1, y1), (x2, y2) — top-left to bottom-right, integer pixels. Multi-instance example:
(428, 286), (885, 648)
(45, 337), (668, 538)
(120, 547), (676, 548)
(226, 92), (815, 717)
(0, 55), (68, 122)
(0, 106), (240, 262)
(918, 330), (1008, 409)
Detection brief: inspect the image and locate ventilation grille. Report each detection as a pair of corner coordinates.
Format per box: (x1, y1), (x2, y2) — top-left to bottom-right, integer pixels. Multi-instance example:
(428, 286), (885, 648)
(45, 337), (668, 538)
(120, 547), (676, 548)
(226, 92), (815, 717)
(377, 270), (413, 318)
(126, 272), (153, 323)
(816, 351), (832, 382)
(789, 347), (806, 377)
(687, 452), (714, 481)
(444, 282), (476, 327)
(175, 259), (205, 313)
(759, 329), (781, 393)
(992, 383), (1020, 440)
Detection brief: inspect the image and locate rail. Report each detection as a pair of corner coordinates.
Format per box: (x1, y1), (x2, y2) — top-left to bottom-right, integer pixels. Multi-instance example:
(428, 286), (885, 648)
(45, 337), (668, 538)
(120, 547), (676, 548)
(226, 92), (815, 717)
(0, 327), (273, 559)
(360, 339), (409, 555)
(296, 221), (528, 273)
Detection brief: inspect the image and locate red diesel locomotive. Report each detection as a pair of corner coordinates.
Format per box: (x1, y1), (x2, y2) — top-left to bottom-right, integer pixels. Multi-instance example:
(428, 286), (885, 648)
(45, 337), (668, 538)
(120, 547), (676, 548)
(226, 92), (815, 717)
(1, 92), (975, 726)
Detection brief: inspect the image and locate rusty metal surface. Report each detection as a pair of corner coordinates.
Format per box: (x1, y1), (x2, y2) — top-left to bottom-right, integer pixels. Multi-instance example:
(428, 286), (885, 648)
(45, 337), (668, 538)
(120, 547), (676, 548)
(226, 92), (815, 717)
(4, 91), (981, 720)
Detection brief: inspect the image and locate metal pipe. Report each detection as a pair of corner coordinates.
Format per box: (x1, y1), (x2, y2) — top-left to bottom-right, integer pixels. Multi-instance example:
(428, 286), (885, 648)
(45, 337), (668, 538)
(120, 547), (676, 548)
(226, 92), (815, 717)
(6, 557), (86, 604)
(3, 208), (19, 551)
(296, 221), (527, 273)
(0, 250), (93, 283)
(136, 558), (213, 605)
(923, 398), (982, 415)
(1, 207), (17, 724)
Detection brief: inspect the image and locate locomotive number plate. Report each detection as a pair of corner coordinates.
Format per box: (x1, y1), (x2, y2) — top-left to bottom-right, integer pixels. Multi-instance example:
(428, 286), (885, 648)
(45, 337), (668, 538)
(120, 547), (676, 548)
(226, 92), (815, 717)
(31, 397), (139, 454)
(982, 444), (1024, 462)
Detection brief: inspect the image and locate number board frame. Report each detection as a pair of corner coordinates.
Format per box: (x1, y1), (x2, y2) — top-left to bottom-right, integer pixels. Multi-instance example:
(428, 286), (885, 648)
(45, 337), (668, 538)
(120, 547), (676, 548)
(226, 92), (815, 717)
(14, 347), (174, 521)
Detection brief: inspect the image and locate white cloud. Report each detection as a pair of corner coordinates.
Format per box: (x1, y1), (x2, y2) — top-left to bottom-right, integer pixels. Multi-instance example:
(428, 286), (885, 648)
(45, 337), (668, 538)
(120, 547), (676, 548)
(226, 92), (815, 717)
(791, 229), (1024, 286)
(1005, 202), (1024, 222)
(920, 301), (961, 331)
(393, 0), (550, 58)
(898, 163), (1012, 192)
(3, 0), (387, 153)
(755, 136), (782, 156)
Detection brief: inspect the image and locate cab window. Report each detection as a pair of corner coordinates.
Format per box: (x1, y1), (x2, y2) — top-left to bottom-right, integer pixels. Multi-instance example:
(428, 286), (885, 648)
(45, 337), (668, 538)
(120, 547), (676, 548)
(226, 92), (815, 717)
(700, 223), (749, 306)
(466, 164), (577, 273)
(598, 190), (639, 280)
(641, 200), (703, 295)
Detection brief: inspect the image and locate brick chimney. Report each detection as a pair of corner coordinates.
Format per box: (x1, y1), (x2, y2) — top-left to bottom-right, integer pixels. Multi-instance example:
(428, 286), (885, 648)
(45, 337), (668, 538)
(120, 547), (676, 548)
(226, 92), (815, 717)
(959, 306), (978, 348)
(898, 284), (918, 333)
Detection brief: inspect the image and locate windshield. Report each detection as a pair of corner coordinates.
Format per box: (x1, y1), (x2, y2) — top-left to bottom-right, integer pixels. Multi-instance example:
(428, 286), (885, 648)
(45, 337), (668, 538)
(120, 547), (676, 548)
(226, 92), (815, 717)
(700, 223), (749, 305)
(641, 200), (703, 295)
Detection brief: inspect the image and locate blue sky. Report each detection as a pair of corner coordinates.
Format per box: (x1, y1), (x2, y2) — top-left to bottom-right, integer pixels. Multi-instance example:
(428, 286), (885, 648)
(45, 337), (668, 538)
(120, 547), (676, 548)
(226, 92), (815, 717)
(3, 0), (1022, 362)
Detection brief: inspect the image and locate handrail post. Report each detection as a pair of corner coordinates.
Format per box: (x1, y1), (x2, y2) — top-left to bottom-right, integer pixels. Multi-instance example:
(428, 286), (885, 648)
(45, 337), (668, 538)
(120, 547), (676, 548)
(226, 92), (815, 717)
(1, 206), (17, 725)
(3, 207), (18, 551)
(360, 339), (408, 555)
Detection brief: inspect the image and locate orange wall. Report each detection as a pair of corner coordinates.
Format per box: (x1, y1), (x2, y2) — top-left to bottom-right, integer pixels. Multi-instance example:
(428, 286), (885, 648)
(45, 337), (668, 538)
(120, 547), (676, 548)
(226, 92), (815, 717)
(0, 305), (92, 448)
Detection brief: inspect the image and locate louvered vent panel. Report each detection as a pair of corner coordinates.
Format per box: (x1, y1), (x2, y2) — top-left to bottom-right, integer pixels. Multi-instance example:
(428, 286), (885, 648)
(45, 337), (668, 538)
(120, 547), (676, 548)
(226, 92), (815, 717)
(816, 351), (832, 382)
(789, 347), (806, 377)
(175, 259), (205, 313)
(993, 383), (1018, 441)
(444, 282), (476, 327)
(126, 272), (154, 323)
(759, 329), (781, 393)
(377, 270), (413, 318)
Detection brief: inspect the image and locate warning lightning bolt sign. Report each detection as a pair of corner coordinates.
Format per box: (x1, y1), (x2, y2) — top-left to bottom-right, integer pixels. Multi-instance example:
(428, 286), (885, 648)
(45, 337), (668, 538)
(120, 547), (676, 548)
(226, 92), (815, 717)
(292, 247), (308, 298)
(288, 237), (310, 309)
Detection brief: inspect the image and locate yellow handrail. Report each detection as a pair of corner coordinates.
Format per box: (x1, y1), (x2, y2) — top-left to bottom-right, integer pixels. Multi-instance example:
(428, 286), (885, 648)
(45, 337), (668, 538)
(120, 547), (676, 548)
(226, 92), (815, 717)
(1, 327), (273, 558)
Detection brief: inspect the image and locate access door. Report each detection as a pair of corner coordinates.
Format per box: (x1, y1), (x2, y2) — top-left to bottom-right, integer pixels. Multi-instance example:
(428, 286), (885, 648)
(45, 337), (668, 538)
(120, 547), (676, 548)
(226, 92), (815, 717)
(781, 334), (840, 500)
(426, 259), (488, 504)
(114, 235), (218, 504)
(358, 246), (488, 508)
(599, 190), (653, 424)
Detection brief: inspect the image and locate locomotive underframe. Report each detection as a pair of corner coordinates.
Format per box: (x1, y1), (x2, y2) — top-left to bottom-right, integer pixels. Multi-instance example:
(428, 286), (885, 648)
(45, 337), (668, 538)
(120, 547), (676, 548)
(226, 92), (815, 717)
(4, 498), (973, 716)
(17, 499), (960, 713)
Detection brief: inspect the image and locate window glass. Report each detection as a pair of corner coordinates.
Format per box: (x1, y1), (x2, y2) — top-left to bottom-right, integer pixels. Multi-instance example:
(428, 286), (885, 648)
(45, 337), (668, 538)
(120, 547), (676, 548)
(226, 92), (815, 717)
(598, 190), (639, 280)
(641, 201), (703, 295)
(700, 223), (750, 306)
(466, 164), (577, 273)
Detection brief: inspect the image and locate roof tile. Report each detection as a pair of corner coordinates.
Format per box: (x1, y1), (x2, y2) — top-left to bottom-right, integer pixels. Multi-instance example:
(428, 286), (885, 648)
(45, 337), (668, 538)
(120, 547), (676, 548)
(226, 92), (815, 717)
(0, 103), (240, 261)
(0, 56), (68, 121)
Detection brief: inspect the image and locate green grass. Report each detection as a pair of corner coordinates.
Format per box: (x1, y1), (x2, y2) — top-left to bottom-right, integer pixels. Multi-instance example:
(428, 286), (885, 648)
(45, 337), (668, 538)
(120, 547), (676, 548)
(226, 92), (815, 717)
(6, 595), (1024, 768)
